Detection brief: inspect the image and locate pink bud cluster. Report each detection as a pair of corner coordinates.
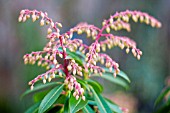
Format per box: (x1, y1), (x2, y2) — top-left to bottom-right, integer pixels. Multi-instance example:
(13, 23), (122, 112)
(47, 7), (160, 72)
(69, 22), (100, 39)
(103, 20), (131, 32)
(67, 59), (83, 76)
(23, 50), (61, 69)
(19, 9), (161, 100)
(18, 9), (62, 34)
(98, 53), (120, 77)
(102, 10), (161, 33)
(66, 39), (84, 52)
(64, 75), (85, 101)
(100, 35), (142, 60)
(29, 68), (63, 90)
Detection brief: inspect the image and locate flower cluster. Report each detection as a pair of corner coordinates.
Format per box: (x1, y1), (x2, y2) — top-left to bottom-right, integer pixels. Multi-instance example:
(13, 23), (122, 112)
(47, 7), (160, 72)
(19, 9), (161, 100)
(64, 75), (85, 101)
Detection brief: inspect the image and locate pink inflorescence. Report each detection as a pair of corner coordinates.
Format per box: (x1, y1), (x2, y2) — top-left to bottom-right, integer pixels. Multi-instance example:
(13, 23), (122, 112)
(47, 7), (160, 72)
(19, 9), (161, 100)
(64, 75), (85, 100)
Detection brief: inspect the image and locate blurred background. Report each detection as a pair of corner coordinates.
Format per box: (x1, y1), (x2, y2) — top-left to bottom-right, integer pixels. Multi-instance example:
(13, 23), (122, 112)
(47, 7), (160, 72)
(0, 0), (169, 113)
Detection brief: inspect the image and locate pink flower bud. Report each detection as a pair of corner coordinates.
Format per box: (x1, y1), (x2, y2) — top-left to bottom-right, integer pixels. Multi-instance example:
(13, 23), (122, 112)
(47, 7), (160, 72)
(48, 77), (52, 82)
(106, 27), (110, 33)
(20, 10), (25, 14)
(40, 12), (45, 18)
(59, 72), (62, 77)
(126, 48), (130, 54)
(40, 19), (45, 26)
(30, 85), (34, 90)
(43, 79), (46, 84)
(73, 92), (77, 97)
(77, 29), (82, 34)
(47, 28), (52, 34)
(51, 22), (55, 28)
(32, 14), (36, 22)
(76, 95), (79, 100)
(137, 54), (140, 60)
(67, 65), (72, 71)
(73, 69), (76, 75)
(82, 96), (85, 101)
(57, 23), (62, 28)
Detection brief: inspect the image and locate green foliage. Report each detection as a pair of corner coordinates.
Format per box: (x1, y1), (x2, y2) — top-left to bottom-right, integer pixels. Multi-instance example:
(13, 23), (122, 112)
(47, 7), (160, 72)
(90, 88), (112, 113)
(38, 84), (64, 113)
(25, 102), (41, 113)
(22, 50), (130, 113)
(58, 47), (85, 66)
(103, 67), (131, 83)
(33, 90), (50, 103)
(21, 82), (60, 99)
(69, 95), (88, 113)
(154, 86), (170, 113)
(20, 8), (161, 113)
(105, 98), (122, 113)
(23, 63), (128, 113)
(93, 68), (130, 89)
(87, 79), (103, 93)
(82, 104), (95, 113)
(155, 87), (170, 107)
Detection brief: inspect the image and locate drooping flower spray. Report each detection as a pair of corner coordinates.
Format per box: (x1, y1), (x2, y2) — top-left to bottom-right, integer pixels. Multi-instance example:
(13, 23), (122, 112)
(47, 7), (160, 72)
(18, 9), (161, 99)
(19, 9), (161, 102)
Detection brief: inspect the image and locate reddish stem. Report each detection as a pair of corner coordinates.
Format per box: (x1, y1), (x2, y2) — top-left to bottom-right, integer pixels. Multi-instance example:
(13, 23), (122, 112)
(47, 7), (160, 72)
(59, 36), (69, 77)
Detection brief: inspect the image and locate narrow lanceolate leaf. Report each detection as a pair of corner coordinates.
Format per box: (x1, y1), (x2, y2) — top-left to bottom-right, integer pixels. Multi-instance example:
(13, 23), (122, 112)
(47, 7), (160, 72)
(55, 95), (67, 105)
(105, 99), (122, 113)
(87, 79), (103, 93)
(33, 90), (50, 103)
(90, 88), (112, 113)
(21, 82), (59, 99)
(69, 95), (88, 113)
(154, 100), (170, 113)
(154, 87), (170, 107)
(82, 104), (95, 113)
(64, 96), (69, 113)
(76, 51), (86, 59)
(118, 70), (131, 83)
(25, 102), (41, 113)
(102, 67), (130, 83)
(88, 100), (97, 106)
(93, 72), (129, 89)
(38, 84), (64, 113)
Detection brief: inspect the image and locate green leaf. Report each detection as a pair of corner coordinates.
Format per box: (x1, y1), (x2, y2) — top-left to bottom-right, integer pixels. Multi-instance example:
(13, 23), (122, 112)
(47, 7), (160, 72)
(88, 100), (96, 106)
(33, 90), (50, 103)
(38, 84), (64, 113)
(58, 47), (84, 66)
(118, 70), (130, 83)
(154, 100), (170, 113)
(25, 101), (41, 113)
(105, 99), (122, 113)
(64, 96), (70, 113)
(69, 95), (88, 113)
(77, 79), (90, 91)
(103, 67), (130, 83)
(56, 95), (67, 105)
(82, 104), (95, 113)
(93, 72), (129, 89)
(76, 51), (86, 59)
(90, 88), (112, 113)
(155, 87), (170, 107)
(21, 82), (61, 99)
(66, 54), (83, 66)
(87, 79), (103, 93)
